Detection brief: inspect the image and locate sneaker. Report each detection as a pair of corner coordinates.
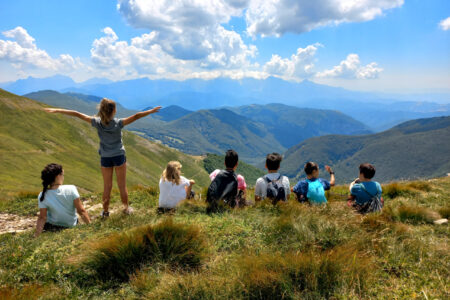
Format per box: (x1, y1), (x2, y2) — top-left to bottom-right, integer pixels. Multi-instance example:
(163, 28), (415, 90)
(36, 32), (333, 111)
(123, 206), (134, 215)
(100, 211), (110, 218)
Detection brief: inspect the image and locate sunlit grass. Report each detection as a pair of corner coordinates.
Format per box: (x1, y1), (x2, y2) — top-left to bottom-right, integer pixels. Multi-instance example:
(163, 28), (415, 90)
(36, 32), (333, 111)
(0, 177), (448, 299)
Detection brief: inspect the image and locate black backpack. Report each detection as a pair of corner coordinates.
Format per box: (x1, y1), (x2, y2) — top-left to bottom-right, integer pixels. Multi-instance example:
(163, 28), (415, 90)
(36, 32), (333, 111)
(264, 174), (286, 204)
(206, 170), (238, 213)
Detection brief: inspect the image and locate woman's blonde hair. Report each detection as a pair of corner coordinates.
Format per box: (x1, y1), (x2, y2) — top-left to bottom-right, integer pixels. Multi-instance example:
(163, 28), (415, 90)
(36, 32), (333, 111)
(97, 98), (116, 125)
(162, 161), (182, 185)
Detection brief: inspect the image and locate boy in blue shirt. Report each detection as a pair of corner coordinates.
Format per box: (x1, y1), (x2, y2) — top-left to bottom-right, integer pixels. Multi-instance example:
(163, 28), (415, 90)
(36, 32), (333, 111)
(292, 162), (335, 204)
(348, 163), (383, 210)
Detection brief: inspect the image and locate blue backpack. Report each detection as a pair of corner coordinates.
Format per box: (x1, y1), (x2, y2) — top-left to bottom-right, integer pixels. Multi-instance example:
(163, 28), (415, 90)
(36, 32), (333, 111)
(306, 179), (327, 204)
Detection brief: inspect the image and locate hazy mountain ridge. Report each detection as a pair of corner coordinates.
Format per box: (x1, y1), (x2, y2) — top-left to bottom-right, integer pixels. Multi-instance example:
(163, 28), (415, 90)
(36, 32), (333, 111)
(4, 75), (449, 132)
(24, 90), (372, 164)
(281, 116), (450, 183)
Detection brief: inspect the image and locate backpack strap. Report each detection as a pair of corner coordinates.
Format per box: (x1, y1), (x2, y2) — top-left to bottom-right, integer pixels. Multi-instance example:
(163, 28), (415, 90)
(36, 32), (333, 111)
(264, 174), (281, 183)
(359, 183), (376, 198)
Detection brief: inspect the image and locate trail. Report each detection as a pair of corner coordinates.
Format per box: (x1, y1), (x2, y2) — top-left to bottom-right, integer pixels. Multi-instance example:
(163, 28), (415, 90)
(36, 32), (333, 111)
(0, 199), (119, 235)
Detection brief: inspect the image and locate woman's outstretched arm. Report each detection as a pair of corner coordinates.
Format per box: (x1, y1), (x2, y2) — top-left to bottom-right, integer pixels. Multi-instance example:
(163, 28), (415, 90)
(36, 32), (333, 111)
(122, 106), (162, 126)
(44, 108), (92, 123)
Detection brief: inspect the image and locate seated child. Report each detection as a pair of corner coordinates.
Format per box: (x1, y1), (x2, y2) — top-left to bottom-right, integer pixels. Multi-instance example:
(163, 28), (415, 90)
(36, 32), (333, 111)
(36, 163), (91, 237)
(348, 163), (383, 213)
(206, 150), (239, 212)
(292, 162), (335, 205)
(255, 153), (290, 204)
(210, 169), (247, 206)
(158, 161), (195, 211)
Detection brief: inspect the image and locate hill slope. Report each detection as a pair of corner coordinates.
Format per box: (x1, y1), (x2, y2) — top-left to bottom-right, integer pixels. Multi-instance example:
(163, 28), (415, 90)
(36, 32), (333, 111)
(281, 116), (450, 183)
(1, 177), (449, 298)
(229, 103), (371, 148)
(142, 108), (285, 164)
(202, 153), (265, 185)
(0, 89), (209, 194)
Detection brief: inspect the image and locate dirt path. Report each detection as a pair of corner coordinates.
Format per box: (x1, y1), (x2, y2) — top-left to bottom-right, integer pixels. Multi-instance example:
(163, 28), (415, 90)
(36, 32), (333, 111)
(0, 213), (36, 235)
(0, 200), (121, 235)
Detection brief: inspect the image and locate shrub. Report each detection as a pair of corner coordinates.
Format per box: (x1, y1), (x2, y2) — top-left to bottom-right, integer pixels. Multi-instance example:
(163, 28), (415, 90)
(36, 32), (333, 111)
(82, 219), (207, 282)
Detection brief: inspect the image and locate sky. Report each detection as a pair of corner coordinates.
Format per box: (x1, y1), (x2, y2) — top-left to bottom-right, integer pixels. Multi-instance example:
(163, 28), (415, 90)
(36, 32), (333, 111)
(0, 0), (449, 93)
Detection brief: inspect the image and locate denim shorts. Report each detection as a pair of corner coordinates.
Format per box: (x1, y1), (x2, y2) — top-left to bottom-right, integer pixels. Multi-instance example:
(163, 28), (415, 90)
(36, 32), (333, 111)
(101, 155), (126, 168)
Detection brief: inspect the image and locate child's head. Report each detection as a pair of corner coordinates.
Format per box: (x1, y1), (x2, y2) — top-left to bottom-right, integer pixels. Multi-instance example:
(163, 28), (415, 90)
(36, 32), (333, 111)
(265, 152), (282, 171)
(304, 161), (319, 178)
(98, 98), (116, 125)
(359, 163), (376, 180)
(162, 161), (182, 185)
(224, 149), (239, 170)
(40, 163), (64, 201)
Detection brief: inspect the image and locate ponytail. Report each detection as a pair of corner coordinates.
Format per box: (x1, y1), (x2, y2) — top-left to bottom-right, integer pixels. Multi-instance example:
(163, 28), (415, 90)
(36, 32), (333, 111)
(40, 163), (63, 202)
(97, 98), (116, 125)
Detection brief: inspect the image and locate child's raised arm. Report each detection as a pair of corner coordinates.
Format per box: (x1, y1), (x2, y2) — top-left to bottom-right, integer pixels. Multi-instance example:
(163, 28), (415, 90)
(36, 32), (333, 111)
(122, 106), (162, 126)
(44, 108), (92, 123)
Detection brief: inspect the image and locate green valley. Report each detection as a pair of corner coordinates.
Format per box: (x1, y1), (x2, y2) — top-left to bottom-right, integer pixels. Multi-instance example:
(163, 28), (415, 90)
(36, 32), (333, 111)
(0, 89), (210, 195)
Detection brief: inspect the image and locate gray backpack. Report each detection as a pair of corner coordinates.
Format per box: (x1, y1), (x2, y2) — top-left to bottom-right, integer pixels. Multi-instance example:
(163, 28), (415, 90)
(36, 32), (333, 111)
(359, 184), (383, 213)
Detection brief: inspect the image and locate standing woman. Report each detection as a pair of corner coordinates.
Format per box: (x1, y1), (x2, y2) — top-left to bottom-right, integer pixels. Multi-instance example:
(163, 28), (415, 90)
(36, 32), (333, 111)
(44, 99), (161, 217)
(35, 163), (90, 237)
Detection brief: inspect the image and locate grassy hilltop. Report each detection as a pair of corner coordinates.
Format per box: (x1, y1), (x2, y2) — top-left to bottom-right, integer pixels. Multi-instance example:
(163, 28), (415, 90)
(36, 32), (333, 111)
(0, 89), (210, 196)
(0, 177), (448, 299)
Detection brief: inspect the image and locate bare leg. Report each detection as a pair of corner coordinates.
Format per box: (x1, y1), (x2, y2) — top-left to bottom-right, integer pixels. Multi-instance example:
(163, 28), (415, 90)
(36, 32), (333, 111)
(115, 162), (129, 210)
(101, 167), (114, 212)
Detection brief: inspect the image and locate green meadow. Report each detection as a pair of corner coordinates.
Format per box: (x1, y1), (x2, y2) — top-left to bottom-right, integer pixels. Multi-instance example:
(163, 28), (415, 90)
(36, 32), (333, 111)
(0, 178), (448, 299)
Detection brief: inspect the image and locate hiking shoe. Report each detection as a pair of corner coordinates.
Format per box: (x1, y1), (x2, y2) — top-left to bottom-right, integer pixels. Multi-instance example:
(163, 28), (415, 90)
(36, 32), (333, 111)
(123, 206), (134, 215)
(100, 211), (110, 218)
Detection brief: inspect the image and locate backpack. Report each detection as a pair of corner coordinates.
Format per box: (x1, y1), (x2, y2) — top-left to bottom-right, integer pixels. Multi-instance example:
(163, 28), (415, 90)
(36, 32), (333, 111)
(306, 179), (327, 204)
(358, 184), (383, 214)
(264, 174), (286, 204)
(206, 170), (238, 213)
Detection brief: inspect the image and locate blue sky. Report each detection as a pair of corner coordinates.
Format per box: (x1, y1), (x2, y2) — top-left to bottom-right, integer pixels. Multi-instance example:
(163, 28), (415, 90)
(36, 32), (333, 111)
(0, 0), (449, 93)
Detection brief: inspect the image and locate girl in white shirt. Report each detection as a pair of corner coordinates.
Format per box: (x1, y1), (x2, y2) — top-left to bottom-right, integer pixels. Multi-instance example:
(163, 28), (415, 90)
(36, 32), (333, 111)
(159, 161), (195, 210)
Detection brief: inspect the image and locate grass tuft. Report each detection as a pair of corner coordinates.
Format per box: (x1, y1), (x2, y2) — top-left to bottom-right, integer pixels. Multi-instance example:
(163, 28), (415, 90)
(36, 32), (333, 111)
(81, 218), (207, 282)
(382, 182), (417, 199)
(396, 205), (440, 224)
(0, 284), (45, 300)
(238, 249), (371, 299)
(437, 206), (450, 219)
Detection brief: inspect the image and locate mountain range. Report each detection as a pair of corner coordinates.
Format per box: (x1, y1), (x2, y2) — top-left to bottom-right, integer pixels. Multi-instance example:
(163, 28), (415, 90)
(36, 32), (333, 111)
(281, 116), (450, 183)
(0, 88), (210, 194)
(24, 90), (371, 164)
(2, 75), (449, 132)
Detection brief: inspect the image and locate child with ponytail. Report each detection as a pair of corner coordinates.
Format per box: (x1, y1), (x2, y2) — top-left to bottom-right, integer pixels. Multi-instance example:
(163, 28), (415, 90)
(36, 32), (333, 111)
(45, 99), (161, 216)
(35, 163), (91, 237)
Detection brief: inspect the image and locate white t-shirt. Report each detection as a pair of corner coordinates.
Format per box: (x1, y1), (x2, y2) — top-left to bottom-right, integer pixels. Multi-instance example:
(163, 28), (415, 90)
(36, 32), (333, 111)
(158, 176), (190, 208)
(255, 173), (290, 200)
(38, 185), (79, 227)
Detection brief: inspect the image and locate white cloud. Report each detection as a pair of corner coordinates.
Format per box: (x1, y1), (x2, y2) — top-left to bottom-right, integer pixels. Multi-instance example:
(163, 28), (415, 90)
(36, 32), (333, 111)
(316, 54), (382, 79)
(0, 27), (82, 72)
(245, 0), (404, 37)
(439, 17), (450, 31)
(116, 0), (256, 68)
(263, 44), (320, 79)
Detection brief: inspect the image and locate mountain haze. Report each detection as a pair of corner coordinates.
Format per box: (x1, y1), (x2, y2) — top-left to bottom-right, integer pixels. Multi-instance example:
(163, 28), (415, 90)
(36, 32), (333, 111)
(281, 116), (450, 183)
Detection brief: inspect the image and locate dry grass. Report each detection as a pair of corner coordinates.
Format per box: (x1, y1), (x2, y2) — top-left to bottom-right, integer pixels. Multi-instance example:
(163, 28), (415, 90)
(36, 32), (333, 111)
(80, 218), (207, 282)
